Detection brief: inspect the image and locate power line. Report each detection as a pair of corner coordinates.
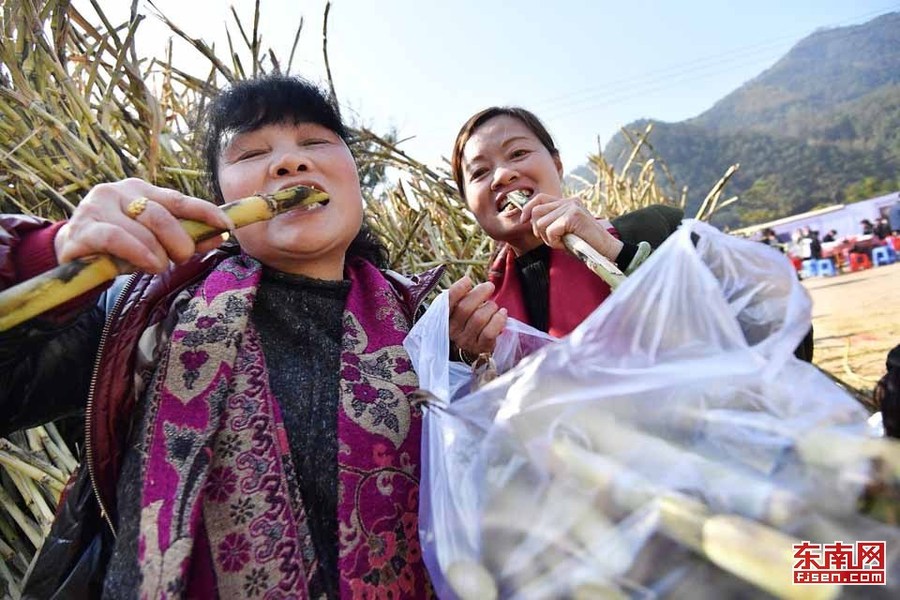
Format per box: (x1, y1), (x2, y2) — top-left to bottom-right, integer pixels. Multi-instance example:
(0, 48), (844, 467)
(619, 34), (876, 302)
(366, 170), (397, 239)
(528, 5), (899, 120)
(542, 46), (788, 120)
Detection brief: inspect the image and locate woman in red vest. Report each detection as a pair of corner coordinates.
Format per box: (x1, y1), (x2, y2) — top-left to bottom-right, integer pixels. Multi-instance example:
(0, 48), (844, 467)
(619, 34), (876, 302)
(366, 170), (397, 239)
(447, 106), (681, 359)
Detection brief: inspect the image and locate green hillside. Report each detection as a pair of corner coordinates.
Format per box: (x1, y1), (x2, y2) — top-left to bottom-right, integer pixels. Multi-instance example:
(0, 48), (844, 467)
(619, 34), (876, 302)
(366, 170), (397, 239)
(599, 12), (900, 228)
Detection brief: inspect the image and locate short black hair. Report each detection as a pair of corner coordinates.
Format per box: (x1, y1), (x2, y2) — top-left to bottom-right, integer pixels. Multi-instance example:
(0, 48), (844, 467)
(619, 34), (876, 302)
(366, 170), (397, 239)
(202, 75), (348, 202)
(201, 75), (388, 268)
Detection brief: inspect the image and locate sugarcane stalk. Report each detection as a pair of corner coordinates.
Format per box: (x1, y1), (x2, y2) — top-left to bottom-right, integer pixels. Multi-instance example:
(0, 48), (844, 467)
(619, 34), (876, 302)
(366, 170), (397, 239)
(0, 535), (17, 564)
(0, 451), (65, 493)
(505, 190), (626, 289)
(0, 454), (65, 495)
(0, 557), (22, 600)
(34, 425), (77, 476)
(552, 438), (839, 600)
(0, 440), (67, 486)
(0, 511), (29, 558)
(5, 471), (50, 529)
(0, 535), (27, 574)
(0, 486), (42, 549)
(798, 429), (900, 479)
(0, 511), (32, 590)
(42, 423), (68, 453)
(24, 429), (43, 455)
(43, 423), (79, 472)
(561, 413), (803, 527)
(0, 185), (329, 332)
(446, 560), (498, 600)
(15, 471), (55, 527)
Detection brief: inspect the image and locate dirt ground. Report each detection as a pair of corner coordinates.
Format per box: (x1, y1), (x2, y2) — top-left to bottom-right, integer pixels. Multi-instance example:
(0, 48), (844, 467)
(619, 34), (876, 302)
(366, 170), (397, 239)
(803, 261), (900, 404)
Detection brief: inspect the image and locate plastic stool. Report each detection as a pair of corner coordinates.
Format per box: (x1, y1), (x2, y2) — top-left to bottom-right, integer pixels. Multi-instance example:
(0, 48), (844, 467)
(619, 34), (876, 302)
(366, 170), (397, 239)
(891, 236), (900, 251)
(872, 245), (896, 266)
(849, 253), (872, 272)
(815, 259), (836, 276)
(800, 259), (818, 278)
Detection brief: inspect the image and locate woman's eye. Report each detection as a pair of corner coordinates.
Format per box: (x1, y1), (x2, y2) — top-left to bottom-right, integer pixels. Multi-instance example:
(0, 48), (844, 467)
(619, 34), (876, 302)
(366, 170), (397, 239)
(301, 139), (328, 147)
(511, 149), (529, 159)
(236, 149), (265, 161)
(469, 168), (487, 181)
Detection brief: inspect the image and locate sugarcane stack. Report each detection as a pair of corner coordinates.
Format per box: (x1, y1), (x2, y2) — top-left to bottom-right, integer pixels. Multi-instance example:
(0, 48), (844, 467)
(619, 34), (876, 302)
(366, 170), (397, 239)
(0, 425), (77, 598)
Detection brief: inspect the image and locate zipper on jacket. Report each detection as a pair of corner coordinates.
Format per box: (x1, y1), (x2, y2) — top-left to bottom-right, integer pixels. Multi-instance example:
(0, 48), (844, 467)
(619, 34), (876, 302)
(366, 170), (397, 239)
(84, 273), (139, 538)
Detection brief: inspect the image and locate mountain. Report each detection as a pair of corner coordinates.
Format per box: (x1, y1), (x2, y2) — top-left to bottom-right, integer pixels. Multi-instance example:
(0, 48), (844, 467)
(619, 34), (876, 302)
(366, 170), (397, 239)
(597, 12), (900, 228)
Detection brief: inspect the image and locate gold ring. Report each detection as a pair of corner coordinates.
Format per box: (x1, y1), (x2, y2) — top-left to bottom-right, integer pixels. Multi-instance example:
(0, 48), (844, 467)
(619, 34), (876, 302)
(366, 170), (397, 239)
(126, 197), (148, 219)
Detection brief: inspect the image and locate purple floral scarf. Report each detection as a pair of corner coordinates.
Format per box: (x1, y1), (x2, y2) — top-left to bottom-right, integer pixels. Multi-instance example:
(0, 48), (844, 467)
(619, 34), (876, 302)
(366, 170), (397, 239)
(136, 254), (432, 599)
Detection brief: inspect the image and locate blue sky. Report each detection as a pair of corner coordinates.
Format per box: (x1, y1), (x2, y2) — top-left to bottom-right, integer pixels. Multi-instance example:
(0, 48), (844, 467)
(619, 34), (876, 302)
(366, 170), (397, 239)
(94, 0), (899, 171)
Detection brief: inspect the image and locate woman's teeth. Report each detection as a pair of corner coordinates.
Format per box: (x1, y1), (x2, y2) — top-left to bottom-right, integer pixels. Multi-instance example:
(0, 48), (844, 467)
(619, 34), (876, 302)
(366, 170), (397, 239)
(501, 190), (531, 212)
(302, 199), (329, 211)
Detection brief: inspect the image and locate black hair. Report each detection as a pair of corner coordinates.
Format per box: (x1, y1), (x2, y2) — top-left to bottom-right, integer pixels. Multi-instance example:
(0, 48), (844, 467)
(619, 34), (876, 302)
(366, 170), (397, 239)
(451, 106), (559, 200)
(201, 75), (388, 268)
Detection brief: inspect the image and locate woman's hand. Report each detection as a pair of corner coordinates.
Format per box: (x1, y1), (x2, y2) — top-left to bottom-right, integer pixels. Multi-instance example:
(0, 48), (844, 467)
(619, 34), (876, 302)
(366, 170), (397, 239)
(520, 194), (623, 261)
(448, 276), (507, 358)
(54, 178), (234, 274)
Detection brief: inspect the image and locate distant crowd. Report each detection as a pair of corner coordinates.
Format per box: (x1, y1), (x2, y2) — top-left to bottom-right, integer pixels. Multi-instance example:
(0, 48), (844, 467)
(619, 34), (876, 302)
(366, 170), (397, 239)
(755, 205), (900, 274)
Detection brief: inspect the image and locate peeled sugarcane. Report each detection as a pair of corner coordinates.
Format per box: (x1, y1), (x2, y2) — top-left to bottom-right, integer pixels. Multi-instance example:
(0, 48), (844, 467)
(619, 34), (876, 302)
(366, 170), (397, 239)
(552, 436), (840, 600)
(627, 402), (900, 522)
(796, 429), (900, 523)
(504, 190), (636, 290)
(0, 185), (329, 332)
(798, 428), (900, 480)
(482, 474), (636, 597)
(445, 561), (498, 600)
(549, 411), (805, 527)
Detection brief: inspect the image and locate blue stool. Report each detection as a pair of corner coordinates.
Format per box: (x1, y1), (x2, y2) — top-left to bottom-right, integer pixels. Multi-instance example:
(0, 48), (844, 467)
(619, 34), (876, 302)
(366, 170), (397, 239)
(815, 259), (836, 276)
(800, 259), (818, 278)
(872, 246), (897, 266)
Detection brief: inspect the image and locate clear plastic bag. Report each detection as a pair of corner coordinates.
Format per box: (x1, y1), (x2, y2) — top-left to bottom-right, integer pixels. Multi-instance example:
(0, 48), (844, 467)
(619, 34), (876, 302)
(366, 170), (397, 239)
(408, 220), (900, 599)
(405, 290), (556, 404)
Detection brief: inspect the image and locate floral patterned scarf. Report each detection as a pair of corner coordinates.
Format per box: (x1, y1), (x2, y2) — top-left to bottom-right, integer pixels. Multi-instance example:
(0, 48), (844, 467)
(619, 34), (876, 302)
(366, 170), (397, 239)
(136, 254), (432, 599)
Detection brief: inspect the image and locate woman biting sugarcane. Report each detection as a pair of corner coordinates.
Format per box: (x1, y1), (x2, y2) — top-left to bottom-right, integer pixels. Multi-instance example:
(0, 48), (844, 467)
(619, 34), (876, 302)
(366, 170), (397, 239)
(0, 75), (439, 599)
(444, 106), (683, 362)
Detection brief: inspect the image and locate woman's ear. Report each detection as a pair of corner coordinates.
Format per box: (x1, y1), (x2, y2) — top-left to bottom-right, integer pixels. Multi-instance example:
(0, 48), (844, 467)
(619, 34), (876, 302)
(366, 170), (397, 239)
(553, 154), (564, 179)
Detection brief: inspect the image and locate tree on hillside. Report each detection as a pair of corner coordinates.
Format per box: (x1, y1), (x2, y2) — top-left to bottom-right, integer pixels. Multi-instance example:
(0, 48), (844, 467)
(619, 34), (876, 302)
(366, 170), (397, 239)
(844, 177), (900, 203)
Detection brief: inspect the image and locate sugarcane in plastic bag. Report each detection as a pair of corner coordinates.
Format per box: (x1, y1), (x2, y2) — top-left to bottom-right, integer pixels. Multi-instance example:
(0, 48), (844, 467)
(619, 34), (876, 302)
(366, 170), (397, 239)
(408, 220), (900, 599)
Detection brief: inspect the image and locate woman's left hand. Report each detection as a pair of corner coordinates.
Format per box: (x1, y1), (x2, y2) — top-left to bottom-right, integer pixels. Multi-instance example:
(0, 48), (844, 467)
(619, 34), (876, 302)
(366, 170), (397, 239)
(520, 194), (623, 261)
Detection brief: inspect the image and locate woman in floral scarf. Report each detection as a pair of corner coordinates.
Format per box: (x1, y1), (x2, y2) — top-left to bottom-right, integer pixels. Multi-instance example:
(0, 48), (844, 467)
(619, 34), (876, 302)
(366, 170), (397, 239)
(0, 75), (437, 599)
